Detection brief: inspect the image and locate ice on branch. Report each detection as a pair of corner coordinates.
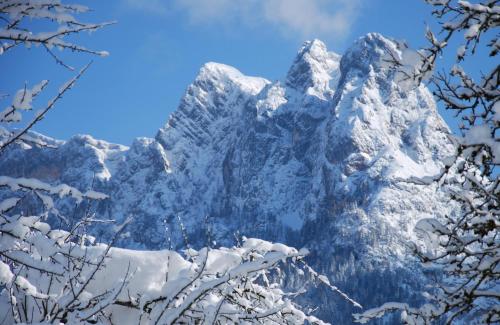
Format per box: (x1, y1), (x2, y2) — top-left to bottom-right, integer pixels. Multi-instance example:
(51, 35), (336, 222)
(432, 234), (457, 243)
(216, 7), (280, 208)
(0, 0), (113, 56)
(0, 0), (111, 152)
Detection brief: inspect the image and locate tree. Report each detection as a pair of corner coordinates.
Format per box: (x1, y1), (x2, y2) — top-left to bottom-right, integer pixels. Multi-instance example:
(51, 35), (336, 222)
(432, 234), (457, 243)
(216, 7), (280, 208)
(355, 0), (499, 324)
(0, 176), (124, 324)
(0, 1), (119, 323)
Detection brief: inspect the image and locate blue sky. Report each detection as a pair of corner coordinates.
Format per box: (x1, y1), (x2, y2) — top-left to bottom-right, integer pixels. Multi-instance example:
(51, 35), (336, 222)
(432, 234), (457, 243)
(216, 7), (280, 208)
(3, 0), (463, 144)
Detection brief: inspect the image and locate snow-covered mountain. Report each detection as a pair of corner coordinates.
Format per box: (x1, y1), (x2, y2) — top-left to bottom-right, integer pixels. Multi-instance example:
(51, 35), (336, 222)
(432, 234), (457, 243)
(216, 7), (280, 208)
(0, 33), (456, 323)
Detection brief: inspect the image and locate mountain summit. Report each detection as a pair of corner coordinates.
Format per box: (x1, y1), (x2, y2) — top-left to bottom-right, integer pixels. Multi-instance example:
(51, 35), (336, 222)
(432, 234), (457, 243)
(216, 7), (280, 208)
(286, 39), (340, 97)
(0, 33), (456, 323)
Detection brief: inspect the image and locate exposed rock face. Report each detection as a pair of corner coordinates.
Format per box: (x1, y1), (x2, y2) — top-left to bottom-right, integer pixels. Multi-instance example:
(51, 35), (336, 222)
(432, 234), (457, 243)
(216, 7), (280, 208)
(0, 33), (456, 323)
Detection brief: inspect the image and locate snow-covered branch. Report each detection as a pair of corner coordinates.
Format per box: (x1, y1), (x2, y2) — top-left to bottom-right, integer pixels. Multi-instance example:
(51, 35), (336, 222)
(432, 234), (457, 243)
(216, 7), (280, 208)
(0, 62), (93, 152)
(0, 0), (111, 152)
(0, 0), (113, 56)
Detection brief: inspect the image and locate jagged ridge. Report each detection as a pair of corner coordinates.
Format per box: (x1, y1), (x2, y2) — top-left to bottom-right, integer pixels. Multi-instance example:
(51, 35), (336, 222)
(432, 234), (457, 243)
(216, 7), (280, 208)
(0, 33), (456, 324)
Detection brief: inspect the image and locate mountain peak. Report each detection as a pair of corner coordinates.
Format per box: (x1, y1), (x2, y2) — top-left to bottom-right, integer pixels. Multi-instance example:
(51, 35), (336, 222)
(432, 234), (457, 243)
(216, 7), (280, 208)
(350, 33), (397, 54)
(195, 62), (269, 96)
(299, 39), (329, 58)
(198, 62), (243, 82)
(340, 32), (398, 74)
(285, 39), (340, 98)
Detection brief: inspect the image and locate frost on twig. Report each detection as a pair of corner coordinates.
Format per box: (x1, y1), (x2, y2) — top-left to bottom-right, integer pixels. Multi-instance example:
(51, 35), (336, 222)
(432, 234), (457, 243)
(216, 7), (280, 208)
(0, 0), (113, 57)
(0, 62), (92, 152)
(0, 0), (112, 152)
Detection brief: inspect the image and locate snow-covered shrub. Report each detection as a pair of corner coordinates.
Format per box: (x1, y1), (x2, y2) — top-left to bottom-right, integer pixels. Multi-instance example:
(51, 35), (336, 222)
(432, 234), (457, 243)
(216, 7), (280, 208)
(0, 210), (341, 323)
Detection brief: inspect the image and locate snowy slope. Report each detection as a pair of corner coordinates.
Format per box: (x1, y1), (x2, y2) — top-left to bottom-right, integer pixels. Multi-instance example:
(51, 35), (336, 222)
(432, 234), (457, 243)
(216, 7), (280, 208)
(0, 33), (456, 323)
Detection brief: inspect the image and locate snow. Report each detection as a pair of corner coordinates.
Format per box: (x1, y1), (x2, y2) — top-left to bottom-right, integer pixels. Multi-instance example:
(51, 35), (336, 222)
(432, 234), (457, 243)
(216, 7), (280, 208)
(198, 62), (269, 96)
(0, 176), (109, 203)
(463, 124), (500, 164)
(0, 80), (48, 123)
(465, 24), (480, 39)
(456, 45), (466, 59)
(494, 101), (500, 122)
(15, 276), (49, 299)
(0, 0), (110, 71)
(0, 197), (20, 213)
(13, 87), (33, 110)
(286, 39), (341, 99)
(36, 192), (54, 210)
(0, 261), (13, 285)
(415, 218), (449, 235)
(354, 302), (418, 324)
(255, 83), (287, 116)
(458, 0), (494, 13)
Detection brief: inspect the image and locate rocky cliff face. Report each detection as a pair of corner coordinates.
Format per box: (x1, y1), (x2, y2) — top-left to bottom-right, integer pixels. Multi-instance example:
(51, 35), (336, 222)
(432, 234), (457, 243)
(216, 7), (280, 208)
(0, 33), (456, 323)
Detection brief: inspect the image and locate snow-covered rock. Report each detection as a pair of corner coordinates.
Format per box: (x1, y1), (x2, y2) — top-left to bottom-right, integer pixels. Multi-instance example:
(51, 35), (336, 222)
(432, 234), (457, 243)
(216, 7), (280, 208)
(0, 33), (456, 323)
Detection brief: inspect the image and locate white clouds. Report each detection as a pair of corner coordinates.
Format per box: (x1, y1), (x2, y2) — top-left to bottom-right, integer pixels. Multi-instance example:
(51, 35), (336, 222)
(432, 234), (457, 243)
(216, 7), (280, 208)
(175, 0), (248, 22)
(124, 0), (363, 41)
(262, 0), (361, 37)
(124, 0), (169, 15)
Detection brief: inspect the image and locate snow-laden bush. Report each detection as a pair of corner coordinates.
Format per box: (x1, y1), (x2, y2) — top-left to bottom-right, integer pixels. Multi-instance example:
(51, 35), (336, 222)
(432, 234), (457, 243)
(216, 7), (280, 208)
(0, 214), (334, 324)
